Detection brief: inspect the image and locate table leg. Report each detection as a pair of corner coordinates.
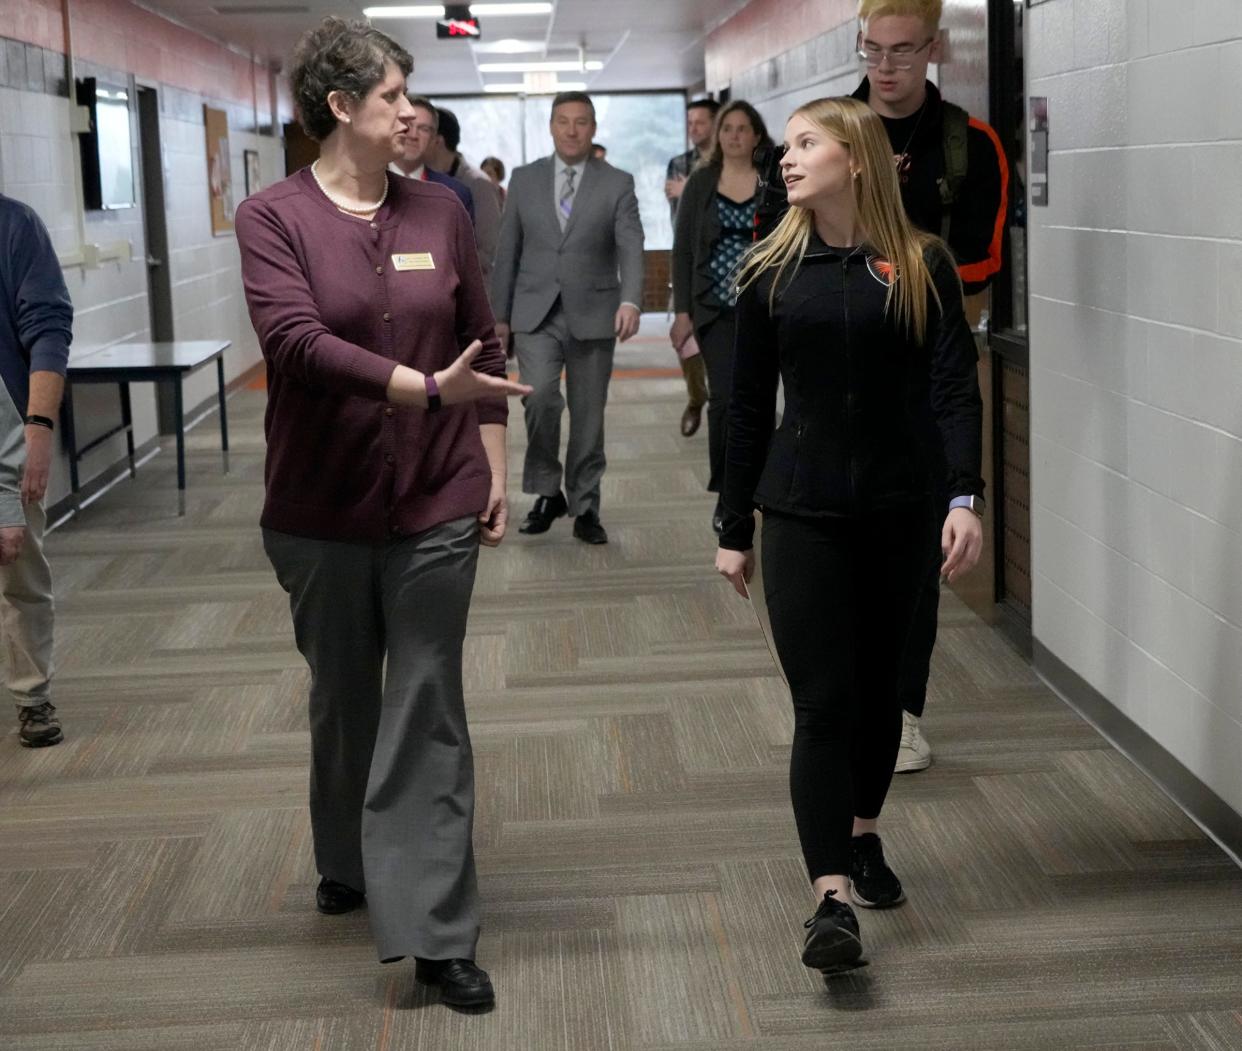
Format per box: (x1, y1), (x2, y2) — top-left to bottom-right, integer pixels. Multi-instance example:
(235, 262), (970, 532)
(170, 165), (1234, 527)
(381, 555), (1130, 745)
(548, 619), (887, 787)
(173, 379), (186, 516)
(119, 382), (136, 478)
(60, 381), (81, 512)
(216, 355), (230, 475)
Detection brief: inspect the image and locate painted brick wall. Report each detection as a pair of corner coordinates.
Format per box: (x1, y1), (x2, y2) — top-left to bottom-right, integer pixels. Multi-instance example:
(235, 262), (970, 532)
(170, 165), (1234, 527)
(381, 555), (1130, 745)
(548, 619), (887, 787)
(1027, 0), (1242, 814)
(6, 0), (274, 113)
(0, 0), (286, 505)
(706, 0), (855, 93)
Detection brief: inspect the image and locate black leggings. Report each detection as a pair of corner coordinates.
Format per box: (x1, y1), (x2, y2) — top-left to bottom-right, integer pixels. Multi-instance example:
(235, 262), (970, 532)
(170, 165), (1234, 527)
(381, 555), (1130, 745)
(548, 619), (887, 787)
(897, 520), (944, 718)
(762, 503), (932, 880)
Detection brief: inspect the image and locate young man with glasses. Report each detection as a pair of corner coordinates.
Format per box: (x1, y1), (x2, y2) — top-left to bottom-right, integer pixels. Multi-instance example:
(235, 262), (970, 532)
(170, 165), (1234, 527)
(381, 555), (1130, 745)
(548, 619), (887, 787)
(851, 0), (1009, 774)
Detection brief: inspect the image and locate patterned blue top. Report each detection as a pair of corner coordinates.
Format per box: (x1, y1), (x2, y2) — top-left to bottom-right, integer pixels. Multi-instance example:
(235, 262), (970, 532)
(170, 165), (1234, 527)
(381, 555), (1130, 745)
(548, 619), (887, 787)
(708, 192), (757, 308)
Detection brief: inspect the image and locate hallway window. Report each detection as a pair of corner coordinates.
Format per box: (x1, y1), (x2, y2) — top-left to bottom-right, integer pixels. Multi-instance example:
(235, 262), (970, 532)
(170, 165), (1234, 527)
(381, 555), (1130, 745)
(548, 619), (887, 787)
(434, 93), (685, 249)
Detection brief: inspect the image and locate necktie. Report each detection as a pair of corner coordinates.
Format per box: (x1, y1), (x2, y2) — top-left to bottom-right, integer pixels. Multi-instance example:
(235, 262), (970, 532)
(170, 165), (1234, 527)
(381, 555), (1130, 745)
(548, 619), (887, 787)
(558, 166), (576, 229)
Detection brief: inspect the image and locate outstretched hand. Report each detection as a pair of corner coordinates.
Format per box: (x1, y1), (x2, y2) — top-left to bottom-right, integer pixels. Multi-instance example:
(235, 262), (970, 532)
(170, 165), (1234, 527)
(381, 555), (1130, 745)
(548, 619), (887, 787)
(437, 340), (531, 405)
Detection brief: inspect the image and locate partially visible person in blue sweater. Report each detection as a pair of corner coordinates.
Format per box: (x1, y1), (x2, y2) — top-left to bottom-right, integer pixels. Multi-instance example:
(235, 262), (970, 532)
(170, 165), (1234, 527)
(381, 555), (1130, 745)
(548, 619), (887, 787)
(0, 193), (72, 748)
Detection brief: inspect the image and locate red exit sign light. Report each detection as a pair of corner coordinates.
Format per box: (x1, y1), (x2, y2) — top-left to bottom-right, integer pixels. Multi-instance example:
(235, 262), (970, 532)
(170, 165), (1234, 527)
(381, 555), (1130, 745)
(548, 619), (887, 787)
(437, 5), (480, 38)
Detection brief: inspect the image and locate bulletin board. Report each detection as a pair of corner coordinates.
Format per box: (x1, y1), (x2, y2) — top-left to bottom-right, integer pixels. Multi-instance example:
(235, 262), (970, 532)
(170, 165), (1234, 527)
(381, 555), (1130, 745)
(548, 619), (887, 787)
(204, 105), (234, 235)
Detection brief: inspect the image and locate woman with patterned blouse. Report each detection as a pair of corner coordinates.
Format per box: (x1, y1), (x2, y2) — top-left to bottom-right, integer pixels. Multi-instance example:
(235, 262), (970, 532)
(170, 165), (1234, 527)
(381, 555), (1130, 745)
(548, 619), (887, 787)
(670, 101), (774, 534)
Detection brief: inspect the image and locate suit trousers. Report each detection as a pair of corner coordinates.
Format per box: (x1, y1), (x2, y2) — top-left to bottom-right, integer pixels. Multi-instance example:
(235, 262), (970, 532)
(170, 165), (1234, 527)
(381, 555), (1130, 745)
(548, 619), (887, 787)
(515, 303), (615, 517)
(263, 516), (482, 963)
(697, 309), (737, 494)
(1, 500), (54, 707)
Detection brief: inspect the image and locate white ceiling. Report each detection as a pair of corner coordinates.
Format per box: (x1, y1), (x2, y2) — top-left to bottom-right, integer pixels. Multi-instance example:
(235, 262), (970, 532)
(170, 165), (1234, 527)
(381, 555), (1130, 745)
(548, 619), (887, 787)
(139, 0), (752, 93)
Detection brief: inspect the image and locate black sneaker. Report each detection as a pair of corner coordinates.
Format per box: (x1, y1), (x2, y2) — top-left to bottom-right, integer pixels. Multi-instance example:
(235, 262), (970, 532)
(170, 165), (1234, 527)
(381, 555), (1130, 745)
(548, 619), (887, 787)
(18, 702), (63, 748)
(849, 833), (906, 908)
(800, 889), (863, 974)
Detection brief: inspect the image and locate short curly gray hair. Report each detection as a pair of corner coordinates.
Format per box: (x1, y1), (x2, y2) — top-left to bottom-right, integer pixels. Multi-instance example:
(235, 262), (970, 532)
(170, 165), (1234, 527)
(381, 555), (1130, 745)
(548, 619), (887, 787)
(290, 17), (414, 142)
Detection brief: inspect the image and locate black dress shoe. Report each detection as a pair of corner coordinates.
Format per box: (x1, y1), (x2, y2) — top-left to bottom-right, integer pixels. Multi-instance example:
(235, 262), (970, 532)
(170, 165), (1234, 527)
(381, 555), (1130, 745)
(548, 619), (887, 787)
(518, 492), (568, 534)
(415, 957), (495, 1008)
(572, 510), (608, 545)
(316, 877), (365, 914)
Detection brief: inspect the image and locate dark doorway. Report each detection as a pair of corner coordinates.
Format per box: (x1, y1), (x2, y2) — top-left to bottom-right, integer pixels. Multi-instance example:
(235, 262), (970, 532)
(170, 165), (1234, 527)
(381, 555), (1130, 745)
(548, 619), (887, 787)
(137, 85), (181, 435)
(284, 121), (319, 176)
(137, 86), (173, 343)
(987, 0), (1032, 642)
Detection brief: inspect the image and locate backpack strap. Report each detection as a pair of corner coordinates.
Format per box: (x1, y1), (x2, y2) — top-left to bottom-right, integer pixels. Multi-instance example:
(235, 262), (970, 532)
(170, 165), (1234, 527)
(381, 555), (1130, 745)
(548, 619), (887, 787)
(938, 101), (970, 240)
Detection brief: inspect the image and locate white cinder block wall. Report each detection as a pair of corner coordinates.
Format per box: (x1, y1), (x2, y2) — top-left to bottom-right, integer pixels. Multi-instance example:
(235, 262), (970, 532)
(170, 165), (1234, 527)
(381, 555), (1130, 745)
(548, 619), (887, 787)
(0, 64), (280, 506)
(1027, 0), (1242, 815)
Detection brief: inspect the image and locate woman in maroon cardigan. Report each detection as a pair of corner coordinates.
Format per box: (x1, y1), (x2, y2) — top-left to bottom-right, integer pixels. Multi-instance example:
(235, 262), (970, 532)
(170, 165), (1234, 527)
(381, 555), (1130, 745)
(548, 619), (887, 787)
(235, 17), (528, 1009)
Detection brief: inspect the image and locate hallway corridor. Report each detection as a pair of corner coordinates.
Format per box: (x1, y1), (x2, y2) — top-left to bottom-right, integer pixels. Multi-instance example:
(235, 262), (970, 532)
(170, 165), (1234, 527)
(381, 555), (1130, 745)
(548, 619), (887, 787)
(1, 361), (1240, 1049)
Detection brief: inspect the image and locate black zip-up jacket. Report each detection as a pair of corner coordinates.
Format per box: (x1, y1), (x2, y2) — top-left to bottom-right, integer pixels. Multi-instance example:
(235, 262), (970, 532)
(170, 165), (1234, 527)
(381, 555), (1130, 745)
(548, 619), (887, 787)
(719, 237), (984, 551)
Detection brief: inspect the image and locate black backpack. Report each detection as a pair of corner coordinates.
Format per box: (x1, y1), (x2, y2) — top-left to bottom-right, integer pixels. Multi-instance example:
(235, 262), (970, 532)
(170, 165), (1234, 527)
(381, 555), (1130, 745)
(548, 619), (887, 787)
(937, 100), (970, 239)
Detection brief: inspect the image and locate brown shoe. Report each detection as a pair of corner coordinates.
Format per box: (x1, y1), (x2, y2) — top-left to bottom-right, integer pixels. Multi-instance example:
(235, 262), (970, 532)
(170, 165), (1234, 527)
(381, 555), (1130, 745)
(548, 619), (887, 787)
(680, 404), (702, 437)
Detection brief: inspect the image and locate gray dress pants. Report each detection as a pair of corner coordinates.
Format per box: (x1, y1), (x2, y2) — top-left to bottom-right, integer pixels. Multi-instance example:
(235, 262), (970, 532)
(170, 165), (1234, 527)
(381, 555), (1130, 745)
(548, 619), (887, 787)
(263, 515), (481, 963)
(515, 303), (615, 517)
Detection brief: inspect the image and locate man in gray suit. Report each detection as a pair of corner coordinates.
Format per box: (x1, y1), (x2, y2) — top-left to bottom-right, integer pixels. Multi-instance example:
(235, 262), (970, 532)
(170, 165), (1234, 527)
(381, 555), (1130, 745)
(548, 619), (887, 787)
(492, 91), (645, 545)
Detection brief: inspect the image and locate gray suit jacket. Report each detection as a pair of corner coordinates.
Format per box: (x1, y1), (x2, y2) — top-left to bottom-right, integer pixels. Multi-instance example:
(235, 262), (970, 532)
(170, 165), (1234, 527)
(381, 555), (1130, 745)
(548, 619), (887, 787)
(451, 157), (502, 287)
(491, 155), (644, 340)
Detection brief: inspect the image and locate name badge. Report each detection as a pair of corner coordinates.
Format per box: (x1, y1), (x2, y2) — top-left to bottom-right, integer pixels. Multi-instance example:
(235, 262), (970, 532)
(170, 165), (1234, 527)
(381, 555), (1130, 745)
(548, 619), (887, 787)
(392, 252), (435, 271)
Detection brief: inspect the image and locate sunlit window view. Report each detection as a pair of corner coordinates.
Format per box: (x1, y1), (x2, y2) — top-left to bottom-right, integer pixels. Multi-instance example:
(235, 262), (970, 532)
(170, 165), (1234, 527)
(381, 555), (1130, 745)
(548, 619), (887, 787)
(433, 93), (686, 249)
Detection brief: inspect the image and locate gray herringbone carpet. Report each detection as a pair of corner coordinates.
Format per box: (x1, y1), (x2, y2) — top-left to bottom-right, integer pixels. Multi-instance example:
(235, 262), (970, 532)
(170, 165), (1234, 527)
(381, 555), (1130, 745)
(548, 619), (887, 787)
(1, 350), (1240, 1049)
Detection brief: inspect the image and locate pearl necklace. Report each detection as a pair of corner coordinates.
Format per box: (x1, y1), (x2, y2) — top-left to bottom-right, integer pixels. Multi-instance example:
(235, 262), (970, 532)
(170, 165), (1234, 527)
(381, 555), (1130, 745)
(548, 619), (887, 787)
(310, 160), (388, 214)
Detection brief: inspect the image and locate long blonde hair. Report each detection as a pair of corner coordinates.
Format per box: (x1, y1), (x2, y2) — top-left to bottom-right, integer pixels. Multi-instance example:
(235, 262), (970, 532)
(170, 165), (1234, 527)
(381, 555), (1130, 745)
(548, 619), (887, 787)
(736, 96), (950, 345)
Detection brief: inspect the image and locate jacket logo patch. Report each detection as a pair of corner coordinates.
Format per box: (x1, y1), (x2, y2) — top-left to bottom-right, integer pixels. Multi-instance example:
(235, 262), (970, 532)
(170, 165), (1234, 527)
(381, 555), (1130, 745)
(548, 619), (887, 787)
(867, 255), (897, 286)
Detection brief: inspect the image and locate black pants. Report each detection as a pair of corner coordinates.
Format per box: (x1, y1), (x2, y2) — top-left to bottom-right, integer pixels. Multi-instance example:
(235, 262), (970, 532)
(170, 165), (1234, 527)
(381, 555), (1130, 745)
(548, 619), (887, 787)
(897, 519), (944, 718)
(698, 309), (736, 494)
(762, 503), (931, 880)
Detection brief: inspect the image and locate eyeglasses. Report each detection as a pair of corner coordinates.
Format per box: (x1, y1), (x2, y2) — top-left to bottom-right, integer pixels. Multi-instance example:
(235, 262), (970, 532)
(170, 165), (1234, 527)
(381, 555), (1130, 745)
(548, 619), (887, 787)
(856, 36), (934, 70)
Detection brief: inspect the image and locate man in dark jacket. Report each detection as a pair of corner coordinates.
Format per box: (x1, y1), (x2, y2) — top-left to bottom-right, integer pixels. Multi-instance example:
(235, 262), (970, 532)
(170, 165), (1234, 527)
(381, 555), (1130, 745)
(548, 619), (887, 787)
(0, 194), (72, 747)
(853, 0), (1009, 772)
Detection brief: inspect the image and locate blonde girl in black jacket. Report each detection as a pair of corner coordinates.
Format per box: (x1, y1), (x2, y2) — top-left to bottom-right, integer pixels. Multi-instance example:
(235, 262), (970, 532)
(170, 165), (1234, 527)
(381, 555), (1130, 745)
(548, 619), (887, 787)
(715, 96), (984, 976)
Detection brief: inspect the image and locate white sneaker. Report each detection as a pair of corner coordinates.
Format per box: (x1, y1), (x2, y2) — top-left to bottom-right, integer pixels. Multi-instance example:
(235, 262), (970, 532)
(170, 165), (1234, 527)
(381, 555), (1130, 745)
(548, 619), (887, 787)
(894, 710), (931, 773)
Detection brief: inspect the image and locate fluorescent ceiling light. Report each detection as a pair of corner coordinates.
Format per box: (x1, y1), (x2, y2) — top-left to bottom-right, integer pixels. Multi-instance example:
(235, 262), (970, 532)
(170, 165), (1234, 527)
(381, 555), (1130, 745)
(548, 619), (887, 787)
(484, 80), (587, 94)
(363, 5), (441, 15)
(472, 2), (552, 12)
(474, 38), (544, 53)
(478, 60), (603, 73)
(364, 3), (552, 17)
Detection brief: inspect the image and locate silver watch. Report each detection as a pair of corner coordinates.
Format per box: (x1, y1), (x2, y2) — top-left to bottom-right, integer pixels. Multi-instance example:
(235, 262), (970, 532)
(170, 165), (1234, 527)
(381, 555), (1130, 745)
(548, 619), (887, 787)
(962, 494), (986, 519)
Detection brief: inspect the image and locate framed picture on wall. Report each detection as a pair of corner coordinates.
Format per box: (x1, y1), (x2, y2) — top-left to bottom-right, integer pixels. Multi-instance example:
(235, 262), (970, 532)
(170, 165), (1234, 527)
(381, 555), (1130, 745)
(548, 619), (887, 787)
(244, 149), (261, 197)
(203, 104), (234, 235)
